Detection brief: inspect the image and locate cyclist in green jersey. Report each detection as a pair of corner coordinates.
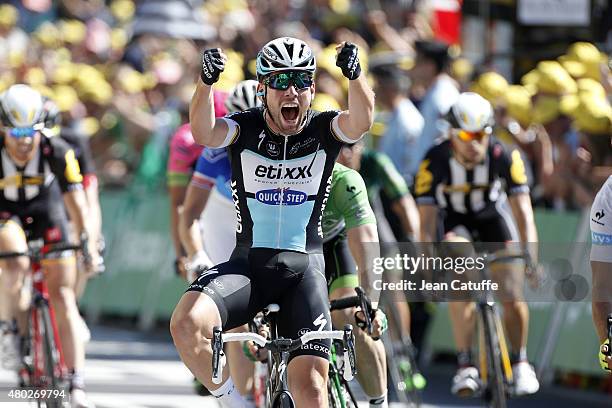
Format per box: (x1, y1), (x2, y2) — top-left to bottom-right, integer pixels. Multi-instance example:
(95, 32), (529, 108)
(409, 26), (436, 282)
(337, 140), (419, 351)
(339, 141), (420, 243)
(322, 162), (389, 407)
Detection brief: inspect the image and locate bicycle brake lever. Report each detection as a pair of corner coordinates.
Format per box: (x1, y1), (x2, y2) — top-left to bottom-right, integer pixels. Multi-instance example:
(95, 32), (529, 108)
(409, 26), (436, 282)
(355, 287), (373, 335)
(343, 324), (356, 381)
(211, 327), (224, 384)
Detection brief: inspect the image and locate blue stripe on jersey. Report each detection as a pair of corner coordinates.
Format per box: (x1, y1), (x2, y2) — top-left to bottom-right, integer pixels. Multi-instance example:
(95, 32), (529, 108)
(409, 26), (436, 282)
(248, 198), (314, 251)
(194, 148), (232, 200)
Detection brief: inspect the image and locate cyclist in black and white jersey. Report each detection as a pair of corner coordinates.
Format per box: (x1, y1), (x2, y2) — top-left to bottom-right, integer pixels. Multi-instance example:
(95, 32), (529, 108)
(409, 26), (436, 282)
(170, 37), (376, 407)
(0, 84), (100, 408)
(415, 92), (540, 397)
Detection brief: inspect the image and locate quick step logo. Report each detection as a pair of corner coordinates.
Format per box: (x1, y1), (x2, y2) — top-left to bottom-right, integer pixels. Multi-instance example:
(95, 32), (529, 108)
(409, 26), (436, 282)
(256, 188), (307, 205)
(592, 232), (612, 245)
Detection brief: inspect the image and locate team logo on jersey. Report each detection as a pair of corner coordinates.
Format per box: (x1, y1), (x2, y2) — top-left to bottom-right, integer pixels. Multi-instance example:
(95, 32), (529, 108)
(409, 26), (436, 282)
(415, 159), (433, 196)
(592, 232), (612, 245)
(266, 141), (280, 157)
(254, 163), (313, 179)
(256, 187), (307, 205)
(592, 209), (605, 226)
(289, 137), (316, 155)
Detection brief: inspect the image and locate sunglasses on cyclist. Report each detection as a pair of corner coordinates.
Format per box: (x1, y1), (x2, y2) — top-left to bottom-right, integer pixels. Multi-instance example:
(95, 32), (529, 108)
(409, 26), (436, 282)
(4, 125), (42, 139)
(455, 128), (489, 142)
(265, 71), (314, 91)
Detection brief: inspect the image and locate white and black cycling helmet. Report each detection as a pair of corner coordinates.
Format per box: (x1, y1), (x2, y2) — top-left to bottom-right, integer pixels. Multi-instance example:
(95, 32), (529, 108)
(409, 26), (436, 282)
(42, 97), (62, 137)
(0, 84), (46, 129)
(256, 37), (316, 81)
(445, 92), (494, 133)
(225, 80), (262, 113)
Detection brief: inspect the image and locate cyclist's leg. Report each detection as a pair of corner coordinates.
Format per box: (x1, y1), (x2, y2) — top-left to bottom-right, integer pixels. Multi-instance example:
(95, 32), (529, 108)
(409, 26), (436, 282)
(325, 233), (387, 403)
(0, 218), (30, 369)
(39, 209), (86, 384)
(170, 250), (258, 405)
(441, 223), (480, 395)
(442, 224), (478, 366)
(0, 219), (30, 327)
(279, 253), (330, 408)
(199, 192), (254, 397)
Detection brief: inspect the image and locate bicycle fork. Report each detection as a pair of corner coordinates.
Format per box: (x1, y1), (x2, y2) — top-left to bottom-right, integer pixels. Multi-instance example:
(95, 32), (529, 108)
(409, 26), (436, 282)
(478, 303), (513, 389)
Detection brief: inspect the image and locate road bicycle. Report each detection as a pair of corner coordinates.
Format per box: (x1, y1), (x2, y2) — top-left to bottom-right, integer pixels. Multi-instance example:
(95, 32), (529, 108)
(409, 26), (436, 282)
(212, 303), (356, 408)
(473, 251), (533, 408)
(0, 238), (89, 408)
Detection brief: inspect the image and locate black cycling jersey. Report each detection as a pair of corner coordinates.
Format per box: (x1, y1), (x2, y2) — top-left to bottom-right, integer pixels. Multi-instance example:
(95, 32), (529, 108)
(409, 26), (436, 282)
(413, 137), (529, 215)
(218, 108), (350, 253)
(59, 128), (96, 176)
(187, 107), (359, 361)
(0, 136), (83, 243)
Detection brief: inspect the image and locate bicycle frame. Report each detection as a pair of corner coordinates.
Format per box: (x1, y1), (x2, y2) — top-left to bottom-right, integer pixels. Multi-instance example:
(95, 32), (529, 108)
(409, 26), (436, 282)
(29, 255), (68, 388)
(1, 239), (86, 403)
(476, 252), (531, 406)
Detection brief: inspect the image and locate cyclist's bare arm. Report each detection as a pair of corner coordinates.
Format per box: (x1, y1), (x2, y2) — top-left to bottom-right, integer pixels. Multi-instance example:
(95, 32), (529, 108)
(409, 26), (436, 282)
(391, 194), (420, 241)
(179, 184), (211, 257)
(63, 190), (91, 240)
(84, 179), (102, 249)
(591, 260), (612, 340)
(508, 192), (538, 260)
(63, 190), (98, 265)
(189, 81), (230, 147)
(336, 73), (375, 141)
(169, 185), (187, 260)
(347, 223), (380, 303)
(418, 204), (438, 243)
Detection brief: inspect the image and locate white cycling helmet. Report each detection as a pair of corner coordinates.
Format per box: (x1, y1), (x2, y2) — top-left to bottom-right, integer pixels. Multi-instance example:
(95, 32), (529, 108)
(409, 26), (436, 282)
(0, 84), (46, 129)
(446, 92), (494, 133)
(256, 37), (316, 80)
(225, 80), (262, 113)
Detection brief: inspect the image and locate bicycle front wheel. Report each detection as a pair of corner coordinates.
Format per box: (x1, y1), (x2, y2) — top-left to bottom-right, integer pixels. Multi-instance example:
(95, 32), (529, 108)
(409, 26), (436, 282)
(272, 391), (295, 408)
(481, 306), (506, 408)
(37, 303), (63, 408)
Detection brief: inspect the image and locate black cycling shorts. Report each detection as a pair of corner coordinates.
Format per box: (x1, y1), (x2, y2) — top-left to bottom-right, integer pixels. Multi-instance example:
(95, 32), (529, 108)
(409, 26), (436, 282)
(0, 195), (70, 245)
(186, 247), (332, 362)
(323, 232), (358, 294)
(440, 201), (518, 249)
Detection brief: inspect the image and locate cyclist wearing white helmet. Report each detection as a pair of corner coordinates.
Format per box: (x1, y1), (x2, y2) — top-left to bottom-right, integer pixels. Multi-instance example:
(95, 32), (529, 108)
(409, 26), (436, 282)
(172, 37), (375, 408)
(415, 92), (540, 397)
(0, 84), (100, 408)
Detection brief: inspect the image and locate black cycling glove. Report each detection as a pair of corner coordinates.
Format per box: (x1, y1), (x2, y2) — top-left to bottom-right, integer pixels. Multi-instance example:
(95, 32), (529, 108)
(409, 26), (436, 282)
(336, 42), (362, 80)
(200, 48), (225, 85)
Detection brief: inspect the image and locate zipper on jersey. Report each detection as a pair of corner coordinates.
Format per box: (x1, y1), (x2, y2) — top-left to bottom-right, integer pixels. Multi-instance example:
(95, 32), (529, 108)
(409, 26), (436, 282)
(276, 136), (288, 249)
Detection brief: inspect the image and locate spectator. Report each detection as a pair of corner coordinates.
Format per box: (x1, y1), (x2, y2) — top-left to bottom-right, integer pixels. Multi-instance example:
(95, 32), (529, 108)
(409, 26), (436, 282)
(371, 63), (424, 184)
(409, 39), (459, 177)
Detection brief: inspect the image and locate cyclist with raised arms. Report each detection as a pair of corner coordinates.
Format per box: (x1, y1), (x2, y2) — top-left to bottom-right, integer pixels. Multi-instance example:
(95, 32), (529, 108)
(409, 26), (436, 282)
(170, 37), (375, 407)
(415, 93), (540, 397)
(181, 135), (390, 405)
(0, 84), (100, 408)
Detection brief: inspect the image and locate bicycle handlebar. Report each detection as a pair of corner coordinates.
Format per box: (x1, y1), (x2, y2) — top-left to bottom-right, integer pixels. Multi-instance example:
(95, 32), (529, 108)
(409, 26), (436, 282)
(211, 324), (356, 384)
(0, 240), (86, 260)
(483, 252), (532, 266)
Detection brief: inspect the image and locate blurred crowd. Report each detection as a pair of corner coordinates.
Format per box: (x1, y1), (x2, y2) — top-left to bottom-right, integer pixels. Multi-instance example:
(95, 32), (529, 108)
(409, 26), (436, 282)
(0, 0), (610, 209)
